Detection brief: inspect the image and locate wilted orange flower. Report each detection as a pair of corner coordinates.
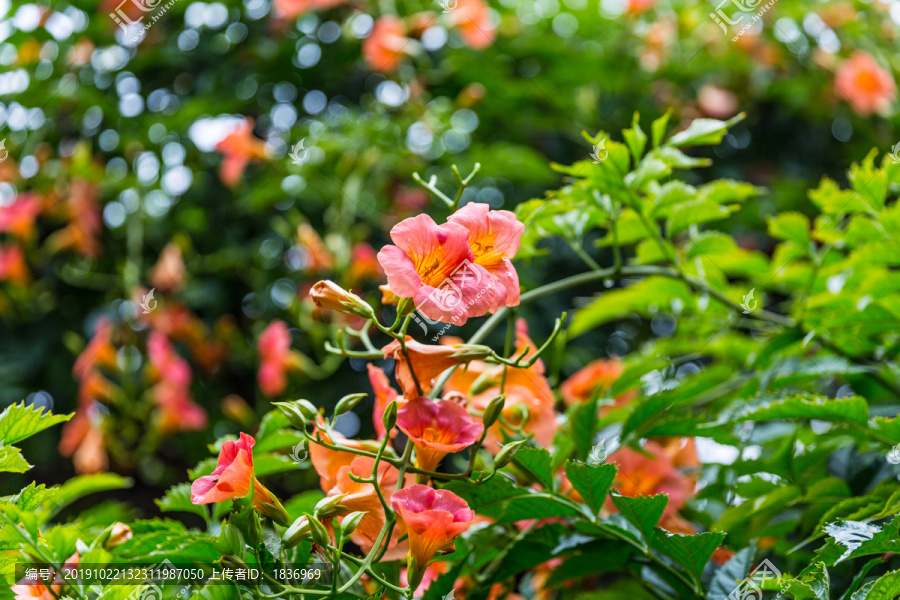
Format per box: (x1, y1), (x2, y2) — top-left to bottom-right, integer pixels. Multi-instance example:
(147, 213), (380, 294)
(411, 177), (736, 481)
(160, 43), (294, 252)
(397, 396), (483, 472)
(0, 194), (42, 240)
(328, 456), (411, 555)
(447, 0), (495, 50)
(149, 242), (185, 293)
(363, 17), (410, 73)
(834, 51), (896, 115)
(382, 337), (467, 398)
(215, 118), (268, 187)
(297, 223), (334, 273)
(0, 244), (29, 286)
(392, 485), (474, 583)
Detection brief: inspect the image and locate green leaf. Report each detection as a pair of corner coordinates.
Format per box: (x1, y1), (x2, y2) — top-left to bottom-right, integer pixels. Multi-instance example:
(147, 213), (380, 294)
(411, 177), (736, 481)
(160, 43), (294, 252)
(15, 482), (57, 512)
(156, 483), (208, 520)
(731, 394), (868, 426)
(511, 446), (554, 490)
(564, 461), (617, 514)
(0, 444), (31, 473)
(707, 545), (755, 600)
(571, 397), (599, 461)
(768, 212), (811, 245)
(627, 157), (670, 191)
(852, 570), (900, 600)
(844, 561), (889, 600)
(848, 150), (887, 214)
(809, 177), (870, 214)
(569, 277), (692, 337)
(651, 530), (725, 581)
(0, 402), (72, 445)
(610, 495), (667, 542)
(667, 200), (736, 236)
(443, 476), (580, 525)
(48, 474), (132, 515)
(651, 110), (671, 148)
(668, 114), (744, 147)
(623, 113), (647, 165)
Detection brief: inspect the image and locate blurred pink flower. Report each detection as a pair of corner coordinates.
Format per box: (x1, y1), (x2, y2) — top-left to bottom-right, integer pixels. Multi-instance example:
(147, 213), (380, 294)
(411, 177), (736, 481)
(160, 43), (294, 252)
(0, 193), (42, 240)
(257, 320), (300, 397)
(834, 51), (896, 115)
(273, 0), (346, 19)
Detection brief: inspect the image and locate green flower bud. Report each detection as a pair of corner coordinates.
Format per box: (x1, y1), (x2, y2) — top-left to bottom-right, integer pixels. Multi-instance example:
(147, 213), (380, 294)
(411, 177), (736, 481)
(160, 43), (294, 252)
(307, 514), (330, 548)
(481, 394), (506, 429)
(214, 522), (245, 556)
(314, 493), (347, 518)
(334, 393), (367, 416)
(283, 516), (311, 548)
(382, 400), (398, 432)
(340, 511), (366, 537)
(273, 400), (318, 428)
(493, 439), (528, 470)
(450, 344), (493, 360)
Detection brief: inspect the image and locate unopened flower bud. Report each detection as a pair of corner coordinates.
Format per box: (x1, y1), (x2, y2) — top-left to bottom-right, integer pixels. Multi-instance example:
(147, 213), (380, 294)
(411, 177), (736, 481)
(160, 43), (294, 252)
(307, 514), (330, 548)
(340, 511), (366, 537)
(310, 280), (375, 319)
(283, 516), (311, 548)
(215, 522), (245, 556)
(314, 493), (347, 518)
(382, 400), (398, 432)
(334, 393), (367, 416)
(274, 400), (318, 428)
(105, 523), (133, 549)
(481, 394), (506, 429)
(450, 344), (493, 360)
(253, 478), (291, 526)
(493, 439), (527, 470)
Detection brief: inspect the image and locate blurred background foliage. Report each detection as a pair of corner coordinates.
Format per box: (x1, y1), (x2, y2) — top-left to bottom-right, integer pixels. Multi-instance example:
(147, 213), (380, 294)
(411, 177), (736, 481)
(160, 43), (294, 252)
(0, 0), (897, 514)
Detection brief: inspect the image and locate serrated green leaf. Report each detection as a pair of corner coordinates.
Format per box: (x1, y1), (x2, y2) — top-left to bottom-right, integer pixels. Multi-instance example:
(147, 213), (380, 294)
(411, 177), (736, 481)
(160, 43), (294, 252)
(156, 483), (208, 520)
(768, 212), (811, 245)
(610, 495), (667, 541)
(565, 461), (617, 514)
(707, 545), (755, 600)
(16, 483), (56, 512)
(443, 476), (580, 525)
(0, 444), (31, 473)
(0, 402), (72, 445)
(511, 446), (554, 490)
(732, 394), (868, 426)
(651, 530), (725, 581)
